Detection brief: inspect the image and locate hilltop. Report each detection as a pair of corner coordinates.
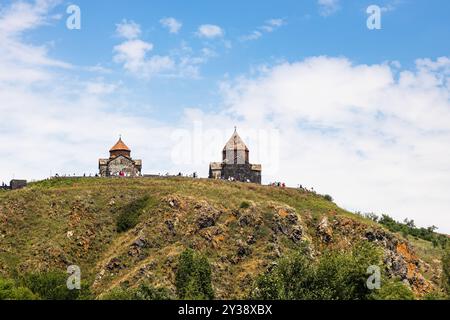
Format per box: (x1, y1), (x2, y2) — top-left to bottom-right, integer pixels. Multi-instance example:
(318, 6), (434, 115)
(0, 177), (447, 299)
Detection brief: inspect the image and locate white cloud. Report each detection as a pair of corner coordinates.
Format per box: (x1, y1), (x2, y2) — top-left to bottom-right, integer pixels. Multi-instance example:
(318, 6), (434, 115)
(160, 17), (182, 34)
(213, 56), (450, 233)
(116, 20), (142, 39)
(113, 21), (175, 78)
(113, 22), (215, 79)
(0, 0), (60, 35)
(196, 24), (224, 39)
(318, 0), (340, 16)
(0, 0), (70, 86)
(260, 18), (286, 32)
(241, 31), (263, 41)
(113, 39), (154, 71)
(241, 18), (286, 42)
(85, 79), (119, 95)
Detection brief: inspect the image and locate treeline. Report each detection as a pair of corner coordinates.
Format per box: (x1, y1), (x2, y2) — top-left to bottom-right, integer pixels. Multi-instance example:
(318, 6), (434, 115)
(360, 213), (449, 249)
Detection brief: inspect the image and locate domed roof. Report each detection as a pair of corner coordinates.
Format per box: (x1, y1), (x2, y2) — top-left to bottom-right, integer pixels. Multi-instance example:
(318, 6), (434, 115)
(223, 128), (249, 151)
(110, 137), (131, 152)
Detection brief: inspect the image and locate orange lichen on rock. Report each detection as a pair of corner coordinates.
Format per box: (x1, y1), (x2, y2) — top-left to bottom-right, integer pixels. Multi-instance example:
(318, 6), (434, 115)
(395, 242), (433, 296)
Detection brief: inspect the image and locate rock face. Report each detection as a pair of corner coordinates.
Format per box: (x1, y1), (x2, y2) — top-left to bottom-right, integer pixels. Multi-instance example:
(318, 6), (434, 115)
(317, 217), (333, 243)
(195, 201), (222, 230)
(328, 217), (435, 296)
(272, 206), (306, 244)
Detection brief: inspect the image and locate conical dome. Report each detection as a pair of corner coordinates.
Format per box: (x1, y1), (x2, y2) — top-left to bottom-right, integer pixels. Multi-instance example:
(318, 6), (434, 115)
(110, 138), (131, 152)
(109, 137), (131, 159)
(223, 129), (249, 152)
(222, 128), (249, 164)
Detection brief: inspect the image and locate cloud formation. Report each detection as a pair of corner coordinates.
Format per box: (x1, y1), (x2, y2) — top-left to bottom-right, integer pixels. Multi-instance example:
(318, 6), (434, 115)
(318, 0), (340, 16)
(196, 24), (224, 39)
(160, 17), (182, 34)
(241, 18), (286, 41)
(113, 21), (217, 78)
(116, 19), (142, 39)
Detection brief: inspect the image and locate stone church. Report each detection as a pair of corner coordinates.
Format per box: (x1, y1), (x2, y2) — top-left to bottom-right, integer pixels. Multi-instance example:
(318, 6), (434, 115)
(99, 137), (142, 177)
(209, 129), (262, 184)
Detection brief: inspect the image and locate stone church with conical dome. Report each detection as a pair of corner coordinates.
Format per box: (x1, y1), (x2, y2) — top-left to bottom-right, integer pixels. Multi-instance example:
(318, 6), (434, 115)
(98, 137), (142, 177)
(209, 129), (262, 184)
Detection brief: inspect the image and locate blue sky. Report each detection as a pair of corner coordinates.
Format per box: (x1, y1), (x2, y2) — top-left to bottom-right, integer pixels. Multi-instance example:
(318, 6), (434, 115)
(0, 0), (450, 232)
(16, 0), (450, 116)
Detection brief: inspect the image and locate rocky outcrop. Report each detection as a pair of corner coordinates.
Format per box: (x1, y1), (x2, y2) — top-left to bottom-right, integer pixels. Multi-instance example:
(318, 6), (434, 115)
(317, 216), (333, 243)
(271, 205), (306, 244)
(329, 216), (435, 296)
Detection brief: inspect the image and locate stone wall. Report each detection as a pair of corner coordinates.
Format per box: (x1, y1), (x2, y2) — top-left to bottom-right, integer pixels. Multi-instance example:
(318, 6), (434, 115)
(10, 180), (27, 190)
(220, 164), (261, 184)
(99, 156), (141, 177)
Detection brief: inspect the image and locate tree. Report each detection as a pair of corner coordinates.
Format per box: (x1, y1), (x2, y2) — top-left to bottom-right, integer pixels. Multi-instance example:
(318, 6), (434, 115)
(175, 249), (214, 300)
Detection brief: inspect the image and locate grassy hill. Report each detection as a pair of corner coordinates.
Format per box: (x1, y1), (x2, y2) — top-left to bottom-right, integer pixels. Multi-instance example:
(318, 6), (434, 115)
(0, 177), (447, 299)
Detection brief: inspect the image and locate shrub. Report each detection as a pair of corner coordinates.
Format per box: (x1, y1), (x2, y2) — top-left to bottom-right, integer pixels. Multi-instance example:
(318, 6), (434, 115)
(100, 287), (134, 300)
(116, 196), (150, 232)
(134, 284), (173, 300)
(369, 280), (415, 300)
(0, 278), (39, 300)
(240, 201), (251, 209)
(423, 290), (448, 300)
(20, 270), (90, 300)
(175, 249), (214, 300)
(100, 284), (172, 300)
(378, 214), (448, 248)
(324, 195), (333, 202)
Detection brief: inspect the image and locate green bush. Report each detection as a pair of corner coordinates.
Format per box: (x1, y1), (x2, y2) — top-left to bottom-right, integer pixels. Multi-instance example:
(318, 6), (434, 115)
(251, 242), (413, 300)
(20, 271), (91, 300)
(101, 283), (173, 300)
(377, 214), (448, 248)
(100, 287), (134, 300)
(116, 196), (150, 232)
(423, 290), (448, 300)
(175, 249), (214, 300)
(324, 195), (333, 202)
(0, 278), (39, 300)
(134, 284), (173, 300)
(369, 280), (415, 300)
(240, 201), (251, 209)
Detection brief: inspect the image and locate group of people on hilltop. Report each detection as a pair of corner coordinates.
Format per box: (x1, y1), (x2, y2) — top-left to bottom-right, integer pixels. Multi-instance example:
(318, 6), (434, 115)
(271, 182), (286, 188)
(53, 173), (99, 178)
(219, 176), (252, 183)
